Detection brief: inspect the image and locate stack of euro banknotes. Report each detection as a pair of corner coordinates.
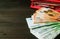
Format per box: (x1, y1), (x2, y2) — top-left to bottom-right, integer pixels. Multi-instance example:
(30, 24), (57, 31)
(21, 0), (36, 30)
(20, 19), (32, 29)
(26, 8), (60, 39)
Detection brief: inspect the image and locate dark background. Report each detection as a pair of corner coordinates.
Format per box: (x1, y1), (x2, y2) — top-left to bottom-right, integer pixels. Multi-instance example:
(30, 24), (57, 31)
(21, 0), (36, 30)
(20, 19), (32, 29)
(0, 0), (59, 39)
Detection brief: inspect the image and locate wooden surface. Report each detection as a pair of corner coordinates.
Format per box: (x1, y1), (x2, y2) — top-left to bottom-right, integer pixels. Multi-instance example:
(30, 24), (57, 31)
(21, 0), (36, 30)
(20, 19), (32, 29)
(0, 0), (59, 39)
(0, 2), (37, 39)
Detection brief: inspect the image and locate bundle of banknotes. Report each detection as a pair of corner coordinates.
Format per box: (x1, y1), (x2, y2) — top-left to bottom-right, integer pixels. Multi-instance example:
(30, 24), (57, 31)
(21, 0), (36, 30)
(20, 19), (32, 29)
(26, 7), (60, 39)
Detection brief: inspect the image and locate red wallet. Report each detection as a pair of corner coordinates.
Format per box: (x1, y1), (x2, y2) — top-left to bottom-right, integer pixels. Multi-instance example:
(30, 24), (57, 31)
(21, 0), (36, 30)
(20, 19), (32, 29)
(30, 0), (60, 12)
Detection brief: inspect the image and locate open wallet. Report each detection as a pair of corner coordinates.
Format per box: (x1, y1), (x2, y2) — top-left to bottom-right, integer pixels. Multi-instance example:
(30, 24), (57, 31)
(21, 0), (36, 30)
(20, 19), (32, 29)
(26, 0), (60, 39)
(30, 0), (60, 12)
